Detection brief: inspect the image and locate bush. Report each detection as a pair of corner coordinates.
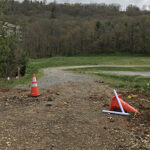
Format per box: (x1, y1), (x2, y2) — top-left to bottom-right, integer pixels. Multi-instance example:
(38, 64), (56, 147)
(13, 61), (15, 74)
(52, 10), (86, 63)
(0, 27), (28, 78)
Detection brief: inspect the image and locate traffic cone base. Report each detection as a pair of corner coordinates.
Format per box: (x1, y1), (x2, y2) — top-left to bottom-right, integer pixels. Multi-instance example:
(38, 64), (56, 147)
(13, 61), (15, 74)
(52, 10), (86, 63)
(110, 94), (138, 113)
(31, 74), (40, 97)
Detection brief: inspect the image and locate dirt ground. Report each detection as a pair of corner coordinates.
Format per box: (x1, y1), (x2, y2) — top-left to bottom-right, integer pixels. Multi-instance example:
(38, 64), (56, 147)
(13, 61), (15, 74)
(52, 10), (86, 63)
(0, 81), (150, 150)
(0, 65), (150, 150)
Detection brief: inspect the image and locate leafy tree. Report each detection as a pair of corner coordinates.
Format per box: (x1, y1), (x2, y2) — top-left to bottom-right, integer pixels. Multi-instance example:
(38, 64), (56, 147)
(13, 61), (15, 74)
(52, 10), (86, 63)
(0, 27), (28, 77)
(0, 2), (28, 77)
(126, 5), (141, 16)
(1, 1), (150, 60)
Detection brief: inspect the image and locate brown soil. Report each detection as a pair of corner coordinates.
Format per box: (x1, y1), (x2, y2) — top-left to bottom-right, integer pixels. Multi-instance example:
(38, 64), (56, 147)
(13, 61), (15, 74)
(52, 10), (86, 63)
(0, 81), (150, 149)
(121, 90), (150, 149)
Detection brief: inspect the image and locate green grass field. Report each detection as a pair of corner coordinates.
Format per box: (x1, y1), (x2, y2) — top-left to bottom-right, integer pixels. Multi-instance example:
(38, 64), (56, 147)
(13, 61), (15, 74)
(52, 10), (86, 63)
(1, 55), (150, 88)
(68, 66), (150, 91)
(93, 73), (150, 91)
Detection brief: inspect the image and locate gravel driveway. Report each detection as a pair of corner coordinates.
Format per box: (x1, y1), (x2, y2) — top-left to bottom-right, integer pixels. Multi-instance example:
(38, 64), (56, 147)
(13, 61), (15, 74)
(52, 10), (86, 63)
(15, 65), (150, 90)
(38, 65), (150, 89)
(38, 66), (94, 89)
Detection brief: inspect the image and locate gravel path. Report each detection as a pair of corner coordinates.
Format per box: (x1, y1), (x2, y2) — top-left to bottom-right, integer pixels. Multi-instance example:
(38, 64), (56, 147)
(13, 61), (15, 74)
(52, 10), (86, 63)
(15, 65), (150, 90)
(38, 66), (94, 89)
(38, 65), (150, 89)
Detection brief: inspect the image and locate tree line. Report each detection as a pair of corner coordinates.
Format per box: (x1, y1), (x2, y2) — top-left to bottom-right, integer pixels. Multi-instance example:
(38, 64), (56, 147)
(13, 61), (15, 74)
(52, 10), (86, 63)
(2, 1), (150, 58)
(0, 0), (150, 77)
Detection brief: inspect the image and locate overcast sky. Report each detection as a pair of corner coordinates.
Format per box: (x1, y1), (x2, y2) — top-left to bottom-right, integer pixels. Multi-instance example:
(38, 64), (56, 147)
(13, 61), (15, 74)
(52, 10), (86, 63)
(18, 0), (150, 10)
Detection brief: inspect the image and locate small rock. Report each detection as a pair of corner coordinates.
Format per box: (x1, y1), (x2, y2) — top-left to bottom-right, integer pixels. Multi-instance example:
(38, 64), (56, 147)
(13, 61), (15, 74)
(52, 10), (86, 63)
(107, 117), (112, 120)
(5, 103), (9, 106)
(135, 135), (141, 140)
(56, 92), (60, 95)
(121, 139), (125, 142)
(107, 117), (114, 122)
(6, 142), (11, 147)
(64, 102), (68, 105)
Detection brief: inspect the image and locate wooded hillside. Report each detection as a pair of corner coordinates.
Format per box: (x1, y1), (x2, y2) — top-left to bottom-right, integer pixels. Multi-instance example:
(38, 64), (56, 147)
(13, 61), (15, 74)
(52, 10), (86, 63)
(1, 0), (150, 58)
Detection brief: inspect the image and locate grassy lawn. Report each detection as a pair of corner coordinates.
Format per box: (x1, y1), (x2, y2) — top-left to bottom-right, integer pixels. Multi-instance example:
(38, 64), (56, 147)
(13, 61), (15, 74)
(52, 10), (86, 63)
(1, 55), (150, 88)
(69, 66), (150, 91)
(93, 73), (150, 91)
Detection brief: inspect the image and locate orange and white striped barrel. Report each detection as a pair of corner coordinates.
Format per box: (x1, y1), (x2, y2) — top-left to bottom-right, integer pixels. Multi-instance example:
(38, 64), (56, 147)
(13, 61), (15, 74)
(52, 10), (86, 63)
(31, 74), (40, 96)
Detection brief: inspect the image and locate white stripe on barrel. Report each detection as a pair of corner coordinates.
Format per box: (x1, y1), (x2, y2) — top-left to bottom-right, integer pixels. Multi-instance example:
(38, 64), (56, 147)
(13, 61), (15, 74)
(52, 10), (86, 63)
(32, 77), (37, 82)
(32, 83), (37, 87)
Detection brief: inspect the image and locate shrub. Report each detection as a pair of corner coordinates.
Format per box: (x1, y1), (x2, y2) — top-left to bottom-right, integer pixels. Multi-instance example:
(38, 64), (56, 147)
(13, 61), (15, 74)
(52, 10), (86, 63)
(0, 25), (28, 78)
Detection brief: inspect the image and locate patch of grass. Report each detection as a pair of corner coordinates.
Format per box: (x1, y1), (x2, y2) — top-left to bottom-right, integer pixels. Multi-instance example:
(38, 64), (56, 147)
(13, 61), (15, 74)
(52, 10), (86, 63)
(1, 55), (150, 87)
(92, 73), (150, 91)
(69, 65), (150, 90)
(69, 67), (150, 72)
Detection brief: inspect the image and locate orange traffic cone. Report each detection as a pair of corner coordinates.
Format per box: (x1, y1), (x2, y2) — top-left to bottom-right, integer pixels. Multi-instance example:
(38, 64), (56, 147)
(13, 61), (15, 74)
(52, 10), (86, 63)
(110, 94), (138, 113)
(31, 74), (40, 97)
